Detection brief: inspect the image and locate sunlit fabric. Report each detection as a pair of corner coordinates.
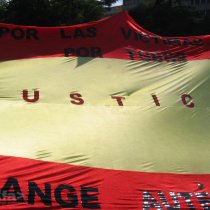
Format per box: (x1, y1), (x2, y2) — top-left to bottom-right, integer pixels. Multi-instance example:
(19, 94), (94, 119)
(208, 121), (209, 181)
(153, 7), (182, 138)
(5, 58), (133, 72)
(0, 12), (210, 209)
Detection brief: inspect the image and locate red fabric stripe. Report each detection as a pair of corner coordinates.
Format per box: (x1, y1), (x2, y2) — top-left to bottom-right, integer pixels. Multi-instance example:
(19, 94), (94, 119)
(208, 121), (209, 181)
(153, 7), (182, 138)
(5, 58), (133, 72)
(0, 12), (209, 61)
(0, 155), (209, 209)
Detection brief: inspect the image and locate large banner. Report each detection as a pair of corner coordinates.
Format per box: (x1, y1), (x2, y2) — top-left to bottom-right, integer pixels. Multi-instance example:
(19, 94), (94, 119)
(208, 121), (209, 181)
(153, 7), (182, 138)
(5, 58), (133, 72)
(0, 12), (210, 209)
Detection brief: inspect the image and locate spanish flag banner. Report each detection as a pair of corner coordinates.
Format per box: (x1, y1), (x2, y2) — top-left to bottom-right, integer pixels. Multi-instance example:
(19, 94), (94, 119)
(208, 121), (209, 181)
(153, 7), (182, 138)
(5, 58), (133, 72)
(0, 12), (210, 209)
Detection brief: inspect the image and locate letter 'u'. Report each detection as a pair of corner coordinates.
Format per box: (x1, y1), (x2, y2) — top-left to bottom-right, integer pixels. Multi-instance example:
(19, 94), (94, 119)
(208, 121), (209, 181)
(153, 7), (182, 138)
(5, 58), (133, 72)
(23, 90), (39, 103)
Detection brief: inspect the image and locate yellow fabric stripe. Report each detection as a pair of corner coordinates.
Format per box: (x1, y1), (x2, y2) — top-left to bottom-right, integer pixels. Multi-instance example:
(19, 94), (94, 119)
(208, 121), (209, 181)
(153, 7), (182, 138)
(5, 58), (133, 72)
(0, 57), (210, 174)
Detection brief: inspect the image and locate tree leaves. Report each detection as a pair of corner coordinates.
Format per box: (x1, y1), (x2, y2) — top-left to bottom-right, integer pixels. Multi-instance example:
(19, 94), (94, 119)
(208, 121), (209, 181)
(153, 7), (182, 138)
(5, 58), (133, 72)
(129, 0), (210, 36)
(0, 0), (118, 26)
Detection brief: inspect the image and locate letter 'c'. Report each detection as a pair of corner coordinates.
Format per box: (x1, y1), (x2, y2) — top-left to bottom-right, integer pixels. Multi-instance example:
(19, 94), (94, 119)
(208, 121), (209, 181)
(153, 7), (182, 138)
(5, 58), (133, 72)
(181, 94), (195, 108)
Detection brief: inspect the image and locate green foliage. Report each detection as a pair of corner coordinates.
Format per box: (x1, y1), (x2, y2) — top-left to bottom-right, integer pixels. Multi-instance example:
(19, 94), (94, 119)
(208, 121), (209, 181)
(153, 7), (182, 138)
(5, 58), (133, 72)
(129, 0), (210, 36)
(0, 0), (8, 22)
(5, 0), (52, 26)
(49, 0), (104, 26)
(100, 0), (118, 7)
(1, 0), (209, 36)
(0, 0), (118, 26)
